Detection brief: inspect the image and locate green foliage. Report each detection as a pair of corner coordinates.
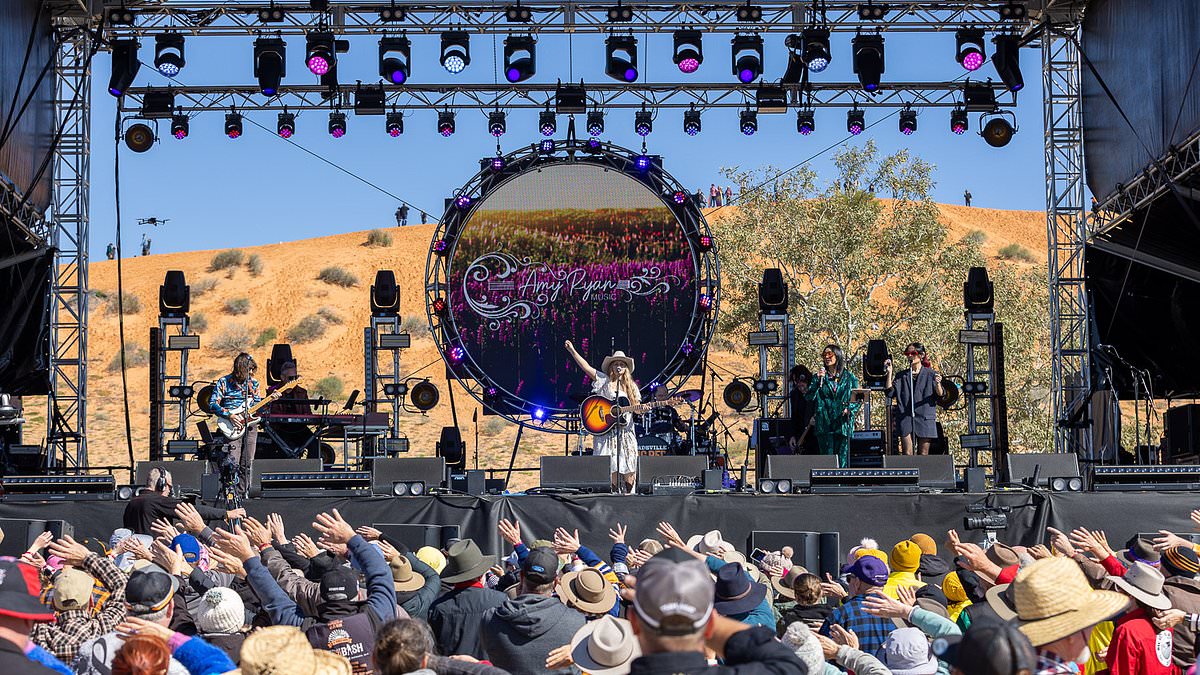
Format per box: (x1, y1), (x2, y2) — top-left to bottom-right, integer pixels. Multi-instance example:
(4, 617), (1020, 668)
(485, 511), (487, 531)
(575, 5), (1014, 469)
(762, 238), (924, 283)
(189, 312), (208, 332)
(288, 315), (326, 343)
(964, 229), (988, 245)
(209, 249), (245, 272)
(212, 323), (252, 354)
(317, 307), (343, 325)
(482, 417), (507, 436)
(224, 297), (251, 315)
(313, 376), (344, 401)
(192, 277), (218, 297)
(253, 327), (278, 348)
(105, 292), (142, 315)
(107, 344), (150, 371)
(246, 254), (264, 277)
(401, 314), (427, 336)
(998, 243), (1037, 263)
(365, 229), (393, 247)
(317, 266), (358, 287)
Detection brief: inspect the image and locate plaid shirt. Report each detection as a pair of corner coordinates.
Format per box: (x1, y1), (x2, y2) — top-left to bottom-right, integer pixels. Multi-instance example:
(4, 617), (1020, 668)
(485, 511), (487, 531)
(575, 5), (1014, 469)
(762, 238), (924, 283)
(31, 553), (128, 663)
(1036, 650), (1082, 674)
(819, 594), (896, 659)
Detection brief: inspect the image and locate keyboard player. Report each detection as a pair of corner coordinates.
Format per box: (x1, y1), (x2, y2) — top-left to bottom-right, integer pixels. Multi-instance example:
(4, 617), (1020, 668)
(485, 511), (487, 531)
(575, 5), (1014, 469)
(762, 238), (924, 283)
(266, 360), (318, 459)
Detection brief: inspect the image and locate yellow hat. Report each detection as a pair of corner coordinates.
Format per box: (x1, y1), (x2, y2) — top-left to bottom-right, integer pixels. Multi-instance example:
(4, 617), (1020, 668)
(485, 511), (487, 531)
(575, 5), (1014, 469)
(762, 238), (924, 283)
(52, 568), (95, 611)
(891, 541), (922, 573)
(942, 571), (967, 603)
(854, 548), (889, 566)
(910, 533), (938, 556)
(416, 546), (447, 574)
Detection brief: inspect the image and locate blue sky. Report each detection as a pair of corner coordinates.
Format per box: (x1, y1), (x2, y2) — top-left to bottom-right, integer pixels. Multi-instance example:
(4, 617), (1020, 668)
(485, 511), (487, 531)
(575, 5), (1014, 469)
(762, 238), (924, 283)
(87, 29), (1048, 258)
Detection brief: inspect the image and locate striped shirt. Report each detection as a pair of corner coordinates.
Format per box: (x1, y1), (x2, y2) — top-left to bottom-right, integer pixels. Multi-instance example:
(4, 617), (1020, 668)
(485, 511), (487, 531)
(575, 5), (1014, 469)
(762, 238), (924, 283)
(209, 374), (261, 417)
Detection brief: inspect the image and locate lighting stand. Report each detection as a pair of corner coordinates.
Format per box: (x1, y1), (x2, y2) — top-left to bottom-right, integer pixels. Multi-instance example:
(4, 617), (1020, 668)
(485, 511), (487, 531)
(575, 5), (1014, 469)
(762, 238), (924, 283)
(364, 314), (409, 455)
(149, 315), (198, 460)
(957, 312), (1010, 481)
(753, 312), (794, 417)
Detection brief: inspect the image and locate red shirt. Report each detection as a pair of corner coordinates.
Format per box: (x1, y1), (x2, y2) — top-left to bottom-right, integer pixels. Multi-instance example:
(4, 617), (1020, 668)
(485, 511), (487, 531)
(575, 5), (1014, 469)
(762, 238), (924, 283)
(1102, 555), (1128, 577)
(1107, 608), (1178, 675)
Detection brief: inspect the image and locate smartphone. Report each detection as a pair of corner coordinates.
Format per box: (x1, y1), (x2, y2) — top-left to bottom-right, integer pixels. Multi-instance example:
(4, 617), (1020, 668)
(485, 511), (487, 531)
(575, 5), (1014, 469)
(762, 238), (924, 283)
(750, 548), (769, 564)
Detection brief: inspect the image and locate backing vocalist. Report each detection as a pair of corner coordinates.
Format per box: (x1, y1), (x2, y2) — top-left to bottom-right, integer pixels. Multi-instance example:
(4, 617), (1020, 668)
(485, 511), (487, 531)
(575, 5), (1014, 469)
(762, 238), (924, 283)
(885, 342), (944, 455)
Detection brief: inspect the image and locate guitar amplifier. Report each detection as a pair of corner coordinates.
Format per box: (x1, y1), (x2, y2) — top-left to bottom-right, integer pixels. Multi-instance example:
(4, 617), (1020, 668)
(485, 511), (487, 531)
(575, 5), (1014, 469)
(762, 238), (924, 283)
(849, 430), (884, 468)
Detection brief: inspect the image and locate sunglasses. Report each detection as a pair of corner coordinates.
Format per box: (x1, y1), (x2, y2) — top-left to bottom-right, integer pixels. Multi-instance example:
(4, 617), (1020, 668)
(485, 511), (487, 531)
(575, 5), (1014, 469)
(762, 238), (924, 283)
(904, 350), (919, 356)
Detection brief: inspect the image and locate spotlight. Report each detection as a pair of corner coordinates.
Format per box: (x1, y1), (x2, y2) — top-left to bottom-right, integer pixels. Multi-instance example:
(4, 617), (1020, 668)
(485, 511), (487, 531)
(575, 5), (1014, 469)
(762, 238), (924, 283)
(124, 123), (155, 153)
(488, 110), (507, 137)
(489, 155), (507, 171)
(225, 112), (243, 139)
(752, 379), (778, 393)
(740, 109), (758, 136)
(277, 111), (296, 138)
(503, 35), (536, 83)
(586, 110), (605, 136)
(697, 235), (714, 251)
(108, 7), (135, 24)
(410, 380), (440, 411)
(433, 238), (450, 254)
(379, 6), (406, 21)
(796, 109), (815, 135)
(802, 27), (832, 73)
(997, 2), (1027, 20)
(781, 34), (806, 83)
(635, 154), (651, 171)
(505, 5), (533, 22)
(683, 108), (702, 136)
(759, 479), (776, 494)
(634, 109), (652, 136)
(899, 108), (917, 135)
(454, 194), (472, 209)
(379, 36), (411, 84)
(440, 31), (470, 74)
(698, 293), (714, 311)
(170, 114), (189, 140)
(386, 111), (404, 137)
(981, 113), (1017, 147)
(167, 385), (195, 399)
(992, 34), (1024, 92)
(673, 30), (703, 73)
(539, 109), (556, 136)
(328, 111), (347, 138)
(154, 33), (185, 77)
(438, 110), (456, 137)
(962, 381), (988, 395)
(254, 37), (286, 95)
(606, 3), (634, 22)
(539, 139), (555, 153)
(432, 297), (448, 315)
(950, 108), (968, 135)
(852, 33), (885, 91)
(117, 485), (136, 501)
(846, 109), (865, 135)
(673, 191), (688, 204)
(857, 2), (888, 20)
(731, 34), (764, 83)
(445, 344), (467, 364)
(605, 35), (638, 82)
(258, 6), (286, 22)
(108, 39), (141, 97)
(955, 28), (986, 72)
(305, 32), (337, 75)
(963, 266), (994, 313)
(723, 380), (753, 411)
(533, 407), (547, 421)
(736, 4), (763, 21)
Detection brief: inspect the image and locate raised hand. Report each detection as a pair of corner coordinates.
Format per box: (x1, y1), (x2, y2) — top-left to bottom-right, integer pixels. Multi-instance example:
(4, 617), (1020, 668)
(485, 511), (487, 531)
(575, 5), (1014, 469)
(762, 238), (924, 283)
(20, 551), (46, 570)
(151, 542), (189, 577)
(241, 517), (272, 549)
(1070, 527), (1113, 559)
(1153, 530), (1193, 552)
(225, 507), (247, 520)
(292, 533), (320, 559)
(626, 549), (652, 569)
(564, 340), (574, 352)
(377, 540), (400, 563)
(175, 502), (206, 534)
(816, 633), (841, 660)
(821, 572), (848, 600)
(829, 624), (859, 650)
(1047, 527), (1077, 557)
(355, 525), (383, 541)
(208, 546), (246, 578)
(862, 588), (913, 619)
(497, 519), (522, 546)
(1028, 544), (1053, 560)
(268, 514), (287, 544)
(608, 523), (627, 544)
(214, 526), (256, 562)
(656, 521), (685, 548)
(553, 527), (581, 555)
(27, 531), (54, 554)
(1191, 509), (1200, 530)
(321, 540), (349, 559)
(48, 535), (91, 567)
(312, 509), (355, 545)
(150, 518), (181, 543)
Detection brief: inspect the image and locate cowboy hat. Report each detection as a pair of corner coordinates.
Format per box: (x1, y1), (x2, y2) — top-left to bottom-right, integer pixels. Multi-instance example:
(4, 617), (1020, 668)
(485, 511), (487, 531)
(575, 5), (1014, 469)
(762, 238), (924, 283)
(569, 615), (641, 675)
(771, 566), (809, 600)
(713, 563), (767, 616)
(1012, 557), (1130, 647)
(601, 351), (635, 374)
(390, 556), (425, 593)
(225, 625), (351, 675)
(439, 539), (496, 584)
(1106, 562), (1172, 611)
(558, 568), (618, 615)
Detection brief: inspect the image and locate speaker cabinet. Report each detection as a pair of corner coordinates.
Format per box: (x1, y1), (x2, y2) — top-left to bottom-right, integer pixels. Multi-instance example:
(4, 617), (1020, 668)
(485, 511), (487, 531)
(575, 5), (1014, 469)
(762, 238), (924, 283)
(1004, 453), (1079, 487)
(136, 460), (208, 494)
(636, 456), (707, 493)
(448, 470), (485, 496)
(765, 455), (838, 488)
(849, 430), (884, 468)
(0, 518), (74, 557)
(250, 458), (322, 497)
(882, 455), (957, 490)
(371, 457), (446, 495)
(540, 456), (612, 493)
(819, 532), (841, 580)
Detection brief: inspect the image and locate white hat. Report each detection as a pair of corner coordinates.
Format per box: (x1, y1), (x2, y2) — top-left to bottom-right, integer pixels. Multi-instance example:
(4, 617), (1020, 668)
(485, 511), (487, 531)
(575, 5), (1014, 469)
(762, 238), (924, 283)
(781, 622), (826, 674)
(600, 351), (635, 374)
(883, 627), (939, 675)
(196, 587), (245, 635)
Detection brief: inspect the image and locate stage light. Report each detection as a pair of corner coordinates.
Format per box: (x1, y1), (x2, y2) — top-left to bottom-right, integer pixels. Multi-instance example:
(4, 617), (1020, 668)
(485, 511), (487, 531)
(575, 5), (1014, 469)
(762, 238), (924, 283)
(698, 293), (714, 311)
(410, 380), (440, 411)
(171, 114), (189, 140)
(533, 407), (547, 421)
(432, 297), (448, 315)
(445, 344), (467, 364)
(955, 28), (986, 72)
(899, 108), (917, 135)
(606, 3), (634, 22)
(963, 83), (997, 112)
(740, 109), (758, 136)
(505, 5), (533, 22)
(328, 111), (347, 138)
(258, 6), (286, 22)
(673, 30), (703, 73)
(781, 34), (805, 83)
(694, 235), (714, 252)
(982, 113), (1017, 147)
(802, 27), (832, 73)
(491, 155), (506, 171)
(488, 110), (507, 137)
(386, 111), (404, 137)
(306, 32), (336, 75)
(556, 83), (587, 113)
(731, 34), (764, 83)
(108, 39), (141, 97)
(438, 31), (471, 74)
(539, 139), (555, 153)
(963, 266), (994, 313)
(635, 154), (651, 171)
(997, 2), (1027, 20)
(254, 37), (286, 95)
(503, 34), (536, 83)
(539, 109), (556, 136)
(379, 36), (411, 84)
(992, 34), (1024, 92)
(454, 194), (472, 208)
(277, 111), (295, 138)
(225, 112), (243, 139)
(796, 109), (815, 135)
(852, 33), (885, 91)
(950, 108), (968, 135)
(857, 2), (887, 19)
(379, 5), (406, 21)
(683, 108), (702, 136)
(154, 33), (185, 77)
(124, 123), (155, 153)
(108, 7), (135, 24)
(673, 191), (688, 204)
(605, 35), (638, 82)
(438, 110), (456, 137)
(736, 4), (763, 21)
(167, 385), (194, 399)
(759, 479), (776, 494)
(634, 109), (652, 137)
(587, 110), (605, 136)
(723, 380), (753, 411)
(433, 239), (451, 255)
(586, 137), (601, 151)
(846, 109), (865, 135)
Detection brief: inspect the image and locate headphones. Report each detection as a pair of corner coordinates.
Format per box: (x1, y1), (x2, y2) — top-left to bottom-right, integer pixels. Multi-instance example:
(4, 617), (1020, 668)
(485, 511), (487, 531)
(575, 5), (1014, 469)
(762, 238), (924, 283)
(151, 468), (171, 495)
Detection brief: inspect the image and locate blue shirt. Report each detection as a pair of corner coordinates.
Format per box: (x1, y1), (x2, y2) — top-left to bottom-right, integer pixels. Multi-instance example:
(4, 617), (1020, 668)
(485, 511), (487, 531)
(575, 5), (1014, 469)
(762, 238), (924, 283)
(209, 374), (261, 418)
(820, 594), (897, 660)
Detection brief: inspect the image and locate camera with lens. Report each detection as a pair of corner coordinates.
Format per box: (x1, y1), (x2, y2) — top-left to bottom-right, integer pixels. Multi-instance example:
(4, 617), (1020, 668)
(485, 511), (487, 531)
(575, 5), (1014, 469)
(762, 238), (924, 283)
(963, 503), (1009, 531)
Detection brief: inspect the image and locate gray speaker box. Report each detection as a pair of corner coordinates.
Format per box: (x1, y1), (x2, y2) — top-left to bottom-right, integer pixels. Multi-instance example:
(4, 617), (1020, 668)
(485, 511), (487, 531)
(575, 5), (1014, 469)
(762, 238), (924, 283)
(539, 456), (612, 493)
(371, 457), (446, 495)
(1005, 453), (1080, 487)
(636, 456), (707, 493)
(136, 460), (209, 494)
(882, 455), (957, 490)
(765, 454), (838, 488)
(0, 518), (74, 558)
(250, 458), (322, 497)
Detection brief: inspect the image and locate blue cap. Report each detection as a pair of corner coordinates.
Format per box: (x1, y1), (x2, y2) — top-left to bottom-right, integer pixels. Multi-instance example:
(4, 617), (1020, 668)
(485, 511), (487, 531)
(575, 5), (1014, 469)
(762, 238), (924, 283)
(170, 534), (201, 564)
(842, 555), (889, 587)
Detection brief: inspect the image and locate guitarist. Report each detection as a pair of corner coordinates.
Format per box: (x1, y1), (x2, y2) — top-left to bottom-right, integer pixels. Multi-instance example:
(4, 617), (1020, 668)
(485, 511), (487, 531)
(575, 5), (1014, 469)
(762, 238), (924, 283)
(565, 340), (640, 494)
(208, 352), (262, 497)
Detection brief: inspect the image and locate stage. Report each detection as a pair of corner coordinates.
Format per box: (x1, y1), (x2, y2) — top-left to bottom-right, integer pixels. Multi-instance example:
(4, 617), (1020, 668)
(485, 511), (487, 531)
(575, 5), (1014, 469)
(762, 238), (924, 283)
(1, 491), (1191, 557)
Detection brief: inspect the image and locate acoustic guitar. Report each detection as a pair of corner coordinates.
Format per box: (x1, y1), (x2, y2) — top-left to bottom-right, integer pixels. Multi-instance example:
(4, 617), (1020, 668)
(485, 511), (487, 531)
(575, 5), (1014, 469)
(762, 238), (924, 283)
(213, 378), (305, 441)
(579, 394), (682, 436)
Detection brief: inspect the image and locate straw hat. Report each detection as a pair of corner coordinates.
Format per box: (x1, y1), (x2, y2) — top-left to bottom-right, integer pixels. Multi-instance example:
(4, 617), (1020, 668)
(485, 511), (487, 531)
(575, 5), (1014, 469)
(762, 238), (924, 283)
(569, 615), (641, 675)
(226, 625), (351, 675)
(1106, 562), (1172, 611)
(558, 568), (618, 615)
(601, 351), (635, 374)
(1011, 557), (1130, 647)
(390, 556), (425, 592)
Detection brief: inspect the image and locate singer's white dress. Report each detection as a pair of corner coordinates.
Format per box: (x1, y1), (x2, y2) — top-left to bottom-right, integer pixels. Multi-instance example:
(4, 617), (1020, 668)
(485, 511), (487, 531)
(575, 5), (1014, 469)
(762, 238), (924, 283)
(591, 373), (638, 474)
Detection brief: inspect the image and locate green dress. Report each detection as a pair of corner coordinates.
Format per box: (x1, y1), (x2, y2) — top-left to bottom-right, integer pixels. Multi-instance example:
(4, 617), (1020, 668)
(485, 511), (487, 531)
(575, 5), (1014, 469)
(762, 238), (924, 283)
(805, 369), (862, 467)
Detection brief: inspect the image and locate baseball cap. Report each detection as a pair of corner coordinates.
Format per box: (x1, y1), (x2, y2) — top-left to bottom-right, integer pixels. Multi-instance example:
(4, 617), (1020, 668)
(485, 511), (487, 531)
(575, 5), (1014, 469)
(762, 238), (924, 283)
(170, 533), (202, 565)
(631, 548), (715, 636)
(126, 563), (180, 616)
(933, 619), (1036, 675)
(523, 546), (559, 586)
(52, 568), (95, 611)
(320, 567), (360, 603)
(0, 559), (54, 621)
(842, 555), (889, 587)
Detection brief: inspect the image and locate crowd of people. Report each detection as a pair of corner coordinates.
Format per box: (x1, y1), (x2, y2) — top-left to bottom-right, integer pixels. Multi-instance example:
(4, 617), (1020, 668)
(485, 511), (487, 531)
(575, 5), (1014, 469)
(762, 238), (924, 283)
(6, 471), (1200, 674)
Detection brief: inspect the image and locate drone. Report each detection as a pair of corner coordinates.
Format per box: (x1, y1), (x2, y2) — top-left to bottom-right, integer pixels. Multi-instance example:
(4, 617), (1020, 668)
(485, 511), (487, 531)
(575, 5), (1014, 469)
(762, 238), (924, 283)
(138, 217), (170, 227)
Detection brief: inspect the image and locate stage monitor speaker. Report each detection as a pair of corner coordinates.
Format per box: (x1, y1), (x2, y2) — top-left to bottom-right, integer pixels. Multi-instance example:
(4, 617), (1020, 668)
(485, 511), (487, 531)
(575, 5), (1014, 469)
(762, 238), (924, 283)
(136, 460), (208, 494)
(882, 455), (957, 490)
(863, 339), (890, 388)
(372, 523), (441, 552)
(0, 519), (74, 558)
(539, 456), (612, 493)
(1166, 404), (1200, 462)
(266, 344), (295, 388)
(250, 458), (321, 497)
(702, 469), (727, 492)
(448, 470), (486, 495)
(1004, 453), (1079, 487)
(637, 456), (707, 493)
(765, 455), (838, 489)
(964, 467), (987, 493)
(371, 270), (400, 317)
(4, 445), (44, 474)
(849, 431), (884, 468)
(159, 270), (189, 317)
(371, 457), (446, 495)
(758, 268), (788, 314)
(819, 532), (841, 580)
(750, 531), (819, 573)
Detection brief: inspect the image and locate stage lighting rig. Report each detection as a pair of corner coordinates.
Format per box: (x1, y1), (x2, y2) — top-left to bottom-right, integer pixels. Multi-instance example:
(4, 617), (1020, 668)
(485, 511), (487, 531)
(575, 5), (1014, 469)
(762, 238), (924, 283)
(673, 30), (703, 74)
(736, 3), (763, 22)
(379, 37), (412, 84)
(899, 108), (917, 135)
(355, 85), (386, 115)
(963, 83), (997, 112)
(306, 32), (347, 76)
(606, 3), (634, 22)
(140, 91), (174, 119)
(438, 110), (456, 136)
(683, 108), (702, 136)
(540, 139), (556, 154)
(108, 39), (141, 97)
(950, 107), (968, 135)
(539, 108), (556, 136)
(740, 109), (758, 136)
(857, 2), (888, 20)
(803, 27), (833, 73)
(992, 34), (1024, 92)
(796, 109), (815, 135)
(124, 123), (155, 153)
(981, 111), (1017, 147)
(503, 35), (537, 82)
(225, 112), (243, 139)
(852, 33), (885, 92)
(258, 5), (286, 22)
(253, 37), (286, 95)
(634, 108), (652, 136)
(587, 110), (605, 136)
(154, 34), (185, 77)
(410, 380), (440, 411)
(488, 110), (507, 137)
(955, 28), (986, 72)
(379, 4), (406, 21)
(277, 111), (295, 137)
(170, 114), (188, 140)
(440, 32), (470, 74)
(328, 111), (347, 138)
(723, 380), (753, 411)
(847, 108), (865, 135)
(997, 2), (1027, 20)
(505, 4), (533, 22)
(731, 35), (764, 84)
(605, 35), (639, 82)
(755, 85), (787, 113)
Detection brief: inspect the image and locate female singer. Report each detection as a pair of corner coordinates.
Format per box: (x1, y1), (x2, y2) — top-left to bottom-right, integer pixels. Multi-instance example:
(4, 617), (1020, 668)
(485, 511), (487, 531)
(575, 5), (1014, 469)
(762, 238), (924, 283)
(805, 345), (861, 467)
(786, 365), (816, 454)
(885, 342), (944, 455)
(564, 340), (640, 494)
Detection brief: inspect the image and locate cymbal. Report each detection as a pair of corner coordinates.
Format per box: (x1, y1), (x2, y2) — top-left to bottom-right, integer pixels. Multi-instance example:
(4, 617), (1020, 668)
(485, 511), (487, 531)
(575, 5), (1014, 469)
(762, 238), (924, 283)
(675, 389), (703, 402)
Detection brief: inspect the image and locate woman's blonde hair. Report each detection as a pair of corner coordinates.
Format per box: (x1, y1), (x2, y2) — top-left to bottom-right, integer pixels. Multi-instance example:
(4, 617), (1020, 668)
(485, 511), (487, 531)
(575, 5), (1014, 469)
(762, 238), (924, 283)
(608, 365), (641, 405)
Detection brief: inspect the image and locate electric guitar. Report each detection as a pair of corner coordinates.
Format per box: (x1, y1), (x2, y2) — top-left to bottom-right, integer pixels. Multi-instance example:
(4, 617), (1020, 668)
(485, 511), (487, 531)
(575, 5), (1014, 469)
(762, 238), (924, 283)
(579, 394), (682, 436)
(214, 378), (305, 441)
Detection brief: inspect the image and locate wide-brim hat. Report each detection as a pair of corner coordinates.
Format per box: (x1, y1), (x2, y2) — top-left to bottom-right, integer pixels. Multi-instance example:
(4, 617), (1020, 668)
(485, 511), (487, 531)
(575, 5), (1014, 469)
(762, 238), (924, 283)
(772, 566), (809, 600)
(1106, 561), (1172, 611)
(569, 615), (641, 675)
(559, 568), (617, 615)
(225, 625), (352, 675)
(440, 539), (496, 584)
(1012, 557), (1130, 647)
(601, 351), (635, 374)
(390, 556), (425, 592)
(985, 583), (1018, 621)
(713, 563), (768, 616)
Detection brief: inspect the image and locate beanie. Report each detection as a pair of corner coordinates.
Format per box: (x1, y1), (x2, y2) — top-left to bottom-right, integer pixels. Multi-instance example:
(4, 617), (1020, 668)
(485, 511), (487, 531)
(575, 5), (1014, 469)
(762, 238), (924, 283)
(942, 571), (968, 603)
(195, 587), (245, 635)
(891, 540), (922, 573)
(910, 533), (938, 556)
(782, 622), (826, 674)
(1162, 547), (1200, 578)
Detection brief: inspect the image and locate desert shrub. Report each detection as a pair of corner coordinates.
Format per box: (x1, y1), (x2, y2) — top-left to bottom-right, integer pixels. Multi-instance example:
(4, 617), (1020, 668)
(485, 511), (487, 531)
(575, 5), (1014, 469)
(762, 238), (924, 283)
(253, 327), (277, 348)
(964, 229), (988, 245)
(192, 277), (219, 297)
(401, 315), (427, 335)
(105, 292), (141, 315)
(209, 249), (245, 272)
(313, 376), (344, 401)
(106, 344), (150, 372)
(212, 323), (252, 354)
(224, 297), (251, 315)
(316, 306), (343, 325)
(317, 266), (358, 288)
(365, 229), (393, 248)
(93, 289), (109, 300)
(246, 254), (263, 277)
(483, 417), (507, 436)
(288, 315), (326, 343)
(189, 312), (208, 332)
(998, 243), (1036, 263)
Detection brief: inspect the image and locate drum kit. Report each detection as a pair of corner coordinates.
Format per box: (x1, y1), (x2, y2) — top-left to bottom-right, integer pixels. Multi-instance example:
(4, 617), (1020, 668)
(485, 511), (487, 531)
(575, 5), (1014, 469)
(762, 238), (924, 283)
(633, 388), (718, 455)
